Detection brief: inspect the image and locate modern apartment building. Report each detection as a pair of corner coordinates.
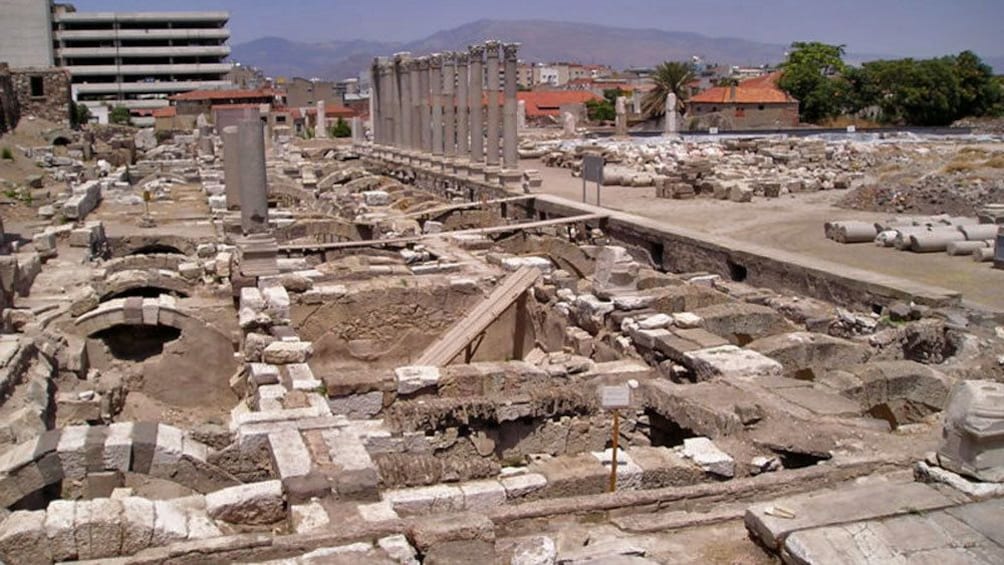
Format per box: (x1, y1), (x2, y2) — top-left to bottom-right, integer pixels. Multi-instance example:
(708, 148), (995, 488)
(51, 4), (233, 113)
(0, 1), (234, 122)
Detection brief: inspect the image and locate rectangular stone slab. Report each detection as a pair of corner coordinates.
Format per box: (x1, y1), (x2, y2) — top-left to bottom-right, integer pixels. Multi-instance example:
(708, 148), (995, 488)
(745, 481), (967, 550)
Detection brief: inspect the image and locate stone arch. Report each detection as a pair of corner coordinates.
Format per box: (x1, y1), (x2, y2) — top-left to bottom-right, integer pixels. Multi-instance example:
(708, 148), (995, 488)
(97, 269), (193, 301)
(107, 235), (200, 258)
(100, 253), (190, 275)
(73, 296), (205, 337)
(269, 180), (317, 207)
(0, 423), (239, 509)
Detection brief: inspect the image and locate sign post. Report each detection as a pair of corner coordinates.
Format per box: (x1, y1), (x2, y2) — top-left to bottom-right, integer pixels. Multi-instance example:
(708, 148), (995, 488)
(582, 154), (604, 207)
(600, 384), (631, 493)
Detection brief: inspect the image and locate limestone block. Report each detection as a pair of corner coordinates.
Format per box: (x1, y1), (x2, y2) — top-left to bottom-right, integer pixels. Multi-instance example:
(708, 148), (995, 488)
(591, 448), (644, 490)
(44, 499), (77, 562)
(268, 428), (312, 479)
(362, 190), (390, 206)
(406, 511), (495, 552)
(215, 251), (233, 278)
(497, 472), (550, 501)
(248, 363), (281, 386)
(150, 424), (184, 477)
(185, 512), (221, 540)
(151, 500), (189, 546)
(681, 437), (735, 478)
(510, 536), (557, 565)
(358, 500), (399, 522)
(638, 313), (672, 330)
(288, 363), (322, 391)
(103, 422), (134, 472)
(206, 480), (285, 525)
(291, 501), (330, 534)
(262, 340), (313, 364)
(384, 484), (464, 516)
(395, 365), (440, 395)
(684, 345), (783, 381)
(78, 498), (124, 559)
(460, 480), (507, 512)
(120, 496), (155, 556)
(57, 424), (89, 480)
(0, 510), (50, 564)
(329, 391), (384, 419)
(378, 534), (419, 565)
(672, 312), (703, 329)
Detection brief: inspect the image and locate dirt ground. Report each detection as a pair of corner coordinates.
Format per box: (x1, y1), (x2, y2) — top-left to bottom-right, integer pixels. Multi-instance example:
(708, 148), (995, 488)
(526, 158), (1004, 312)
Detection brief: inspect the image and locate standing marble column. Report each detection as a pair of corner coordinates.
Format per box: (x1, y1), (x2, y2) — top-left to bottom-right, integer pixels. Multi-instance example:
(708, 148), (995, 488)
(381, 60), (394, 146)
(468, 44), (485, 166)
(456, 52), (470, 160)
(664, 92), (679, 134)
(369, 59), (381, 144)
(396, 53), (413, 150)
(392, 52), (407, 148)
(615, 96), (628, 137)
(417, 57), (431, 154)
(409, 58), (422, 152)
(502, 42), (520, 171)
(429, 53), (444, 158)
(222, 125), (241, 210)
(485, 40), (501, 169)
(443, 52), (457, 159)
(237, 119), (269, 234)
(315, 100), (327, 138)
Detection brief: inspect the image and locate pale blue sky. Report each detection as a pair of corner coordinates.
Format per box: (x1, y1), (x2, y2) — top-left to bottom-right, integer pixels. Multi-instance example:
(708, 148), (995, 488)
(67, 0), (1002, 59)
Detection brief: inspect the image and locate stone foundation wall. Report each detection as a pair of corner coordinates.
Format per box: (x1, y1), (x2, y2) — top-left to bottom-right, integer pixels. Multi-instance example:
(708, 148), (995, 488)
(11, 67), (70, 126)
(0, 63), (18, 134)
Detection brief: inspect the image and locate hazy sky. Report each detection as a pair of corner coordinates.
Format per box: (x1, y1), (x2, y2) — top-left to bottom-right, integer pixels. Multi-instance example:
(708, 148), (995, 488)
(67, 0), (1002, 58)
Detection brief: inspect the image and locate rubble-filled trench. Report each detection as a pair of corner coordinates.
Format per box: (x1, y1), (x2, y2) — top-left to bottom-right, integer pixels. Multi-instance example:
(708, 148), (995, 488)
(0, 123), (1003, 564)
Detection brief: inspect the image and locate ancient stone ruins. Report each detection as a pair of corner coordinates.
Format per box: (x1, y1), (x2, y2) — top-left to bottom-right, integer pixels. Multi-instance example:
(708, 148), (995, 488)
(0, 40), (1003, 565)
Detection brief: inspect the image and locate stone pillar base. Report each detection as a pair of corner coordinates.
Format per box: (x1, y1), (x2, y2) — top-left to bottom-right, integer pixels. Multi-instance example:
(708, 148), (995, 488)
(469, 163), (485, 179)
(484, 166), (501, 184)
(499, 169), (522, 189)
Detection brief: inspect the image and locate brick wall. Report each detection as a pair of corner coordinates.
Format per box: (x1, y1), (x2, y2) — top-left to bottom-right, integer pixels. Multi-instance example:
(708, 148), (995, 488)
(688, 102), (799, 130)
(11, 67), (71, 126)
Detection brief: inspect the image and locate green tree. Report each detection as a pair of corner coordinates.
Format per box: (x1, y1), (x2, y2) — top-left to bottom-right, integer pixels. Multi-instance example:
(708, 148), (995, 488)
(70, 102), (92, 128)
(330, 117), (351, 138)
(777, 42), (849, 123)
(585, 88), (625, 122)
(954, 50), (1002, 118)
(109, 105), (131, 125)
(642, 61), (695, 118)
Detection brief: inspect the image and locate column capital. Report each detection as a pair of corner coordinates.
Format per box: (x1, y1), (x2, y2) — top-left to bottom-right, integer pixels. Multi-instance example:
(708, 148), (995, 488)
(416, 56), (430, 70)
(502, 42), (521, 62)
(441, 51), (456, 65)
(455, 51), (469, 65)
(484, 40), (501, 58)
(393, 51), (412, 64)
(428, 53), (443, 69)
(468, 44), (486, 58)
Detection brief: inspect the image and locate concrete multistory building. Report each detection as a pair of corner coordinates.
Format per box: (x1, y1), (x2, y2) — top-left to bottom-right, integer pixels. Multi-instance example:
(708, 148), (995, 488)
(51, 4), (233, 114)
(0, 0), (55, 68)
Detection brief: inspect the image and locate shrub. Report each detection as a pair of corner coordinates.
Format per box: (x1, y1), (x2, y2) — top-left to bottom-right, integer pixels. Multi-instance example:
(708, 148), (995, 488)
(330, 117), (351, 138)
(1, 147), (13, 160)
(109, 106), (131, 125)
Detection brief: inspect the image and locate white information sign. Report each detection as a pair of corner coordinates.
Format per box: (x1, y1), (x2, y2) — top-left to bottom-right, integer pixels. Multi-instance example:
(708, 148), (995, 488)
(600, 385), (631, 410)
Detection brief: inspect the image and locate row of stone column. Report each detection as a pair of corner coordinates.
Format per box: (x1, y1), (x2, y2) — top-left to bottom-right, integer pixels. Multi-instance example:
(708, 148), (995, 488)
(369, 41), (520, 173)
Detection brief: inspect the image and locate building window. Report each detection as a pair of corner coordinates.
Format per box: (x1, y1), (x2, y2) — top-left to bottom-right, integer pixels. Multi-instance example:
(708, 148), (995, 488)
(30, 76), (44, 97)
(758, 104), (765, 111)
(735, 108), (745, 118)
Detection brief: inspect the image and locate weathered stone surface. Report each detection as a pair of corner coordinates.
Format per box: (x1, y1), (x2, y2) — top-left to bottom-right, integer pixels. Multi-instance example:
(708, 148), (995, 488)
(681, 437), (735, 478)
(509, 535), (557, 565)
(291, 501), (330, 534)
(385, 484), (464, 516)
(262, 340), (313, 364)
(692, 302), (796, 344)
(395, 365), (440, 395)
(268, 428), (312, 479)
(45, 499), (77, 562)
(745, 481), (966, 551)
(747, 331), (870, 380)
(938, 380), (1004, 482)
(151, 500), (189, 546)
(460, 480), (507, 511)
(0, 510), (50, 564)
(120, 496), (155, 556)
(407, 511), (495, 551)
(684, 345), (783, 380)
(206, 479), (285, 525)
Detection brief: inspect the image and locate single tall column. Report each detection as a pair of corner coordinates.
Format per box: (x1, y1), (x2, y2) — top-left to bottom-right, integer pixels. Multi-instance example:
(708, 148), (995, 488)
(392, 52), (407, 148)
(468, 44), (485, 165)
(664, 92), (679, 134)
(456, 52), (470, 160)
(615, 96), (628, 137)
(222, 125), (241, 210)
(429, 53), (444, 158)
(397, 53), (413, 150)
(502, 42), (520, 171)
(369, 59), (381, 144)
(485, 40), (501, 169)
(315, 100), (327, 138)
(443, 52), (457, 159)
(237, 119), (268, 234)
(409, 58), (422, 152)
(417, 57), (432, 154)
(381, 60), (394, 146)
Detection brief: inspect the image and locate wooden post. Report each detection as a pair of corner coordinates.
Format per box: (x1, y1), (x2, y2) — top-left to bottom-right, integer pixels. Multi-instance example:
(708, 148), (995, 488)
(609, 409), (619, 493)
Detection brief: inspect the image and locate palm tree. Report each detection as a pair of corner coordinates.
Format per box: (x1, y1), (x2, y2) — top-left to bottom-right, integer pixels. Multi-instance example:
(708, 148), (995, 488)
(642, 61), (695, 119)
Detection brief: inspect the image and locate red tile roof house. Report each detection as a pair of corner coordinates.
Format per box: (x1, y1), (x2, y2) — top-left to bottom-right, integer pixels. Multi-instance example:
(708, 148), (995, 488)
(516, 91), (602, 126)
(686, 72), (799, 130)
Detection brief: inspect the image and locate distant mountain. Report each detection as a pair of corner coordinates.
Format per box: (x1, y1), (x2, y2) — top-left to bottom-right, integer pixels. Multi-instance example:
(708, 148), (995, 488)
(231, 19), (1001, 82)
